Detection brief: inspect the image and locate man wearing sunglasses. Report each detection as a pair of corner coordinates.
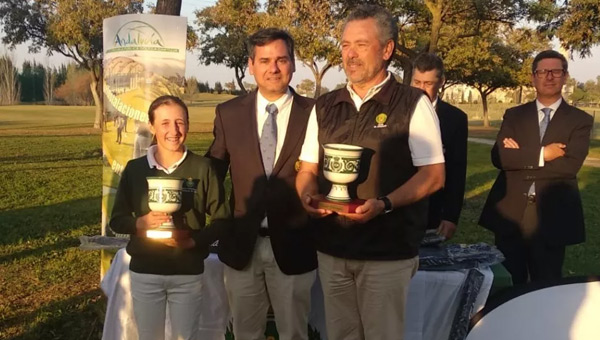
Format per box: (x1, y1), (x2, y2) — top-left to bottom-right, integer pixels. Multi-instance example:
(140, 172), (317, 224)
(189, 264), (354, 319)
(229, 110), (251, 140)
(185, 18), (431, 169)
(479, 50), (593, 284)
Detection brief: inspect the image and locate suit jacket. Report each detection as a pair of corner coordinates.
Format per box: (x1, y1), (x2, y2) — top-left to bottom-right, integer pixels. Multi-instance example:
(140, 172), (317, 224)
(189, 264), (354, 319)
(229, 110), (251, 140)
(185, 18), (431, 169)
(206, 89), (317, 275)
(479, 100), (593, 245)
(427, 100), (468, 229)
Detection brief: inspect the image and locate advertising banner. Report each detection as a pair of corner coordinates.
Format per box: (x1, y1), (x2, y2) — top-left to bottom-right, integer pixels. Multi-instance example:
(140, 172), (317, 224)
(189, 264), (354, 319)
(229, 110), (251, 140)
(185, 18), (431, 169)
(101, 14), (187, 241)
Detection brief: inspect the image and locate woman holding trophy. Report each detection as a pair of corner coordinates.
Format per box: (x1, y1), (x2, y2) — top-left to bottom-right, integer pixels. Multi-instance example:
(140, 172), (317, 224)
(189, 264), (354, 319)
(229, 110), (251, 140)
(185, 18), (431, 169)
(110, 95), (230, 340)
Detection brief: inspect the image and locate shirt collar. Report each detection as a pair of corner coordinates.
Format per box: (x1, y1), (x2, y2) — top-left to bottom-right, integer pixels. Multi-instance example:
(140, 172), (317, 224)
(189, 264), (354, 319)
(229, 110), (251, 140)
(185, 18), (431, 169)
(535, 97), (562, 115)
(432, 97), (439, 110)
(346, 72), (392, 104)
(256, 88), (293, 115)
(146, 145), (188, 174)
(334, 72), (396, 108)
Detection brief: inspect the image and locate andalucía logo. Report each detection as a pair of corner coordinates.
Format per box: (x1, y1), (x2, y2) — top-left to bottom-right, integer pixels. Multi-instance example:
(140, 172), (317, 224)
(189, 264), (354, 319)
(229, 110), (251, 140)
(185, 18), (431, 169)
(106, 20), (178, 54)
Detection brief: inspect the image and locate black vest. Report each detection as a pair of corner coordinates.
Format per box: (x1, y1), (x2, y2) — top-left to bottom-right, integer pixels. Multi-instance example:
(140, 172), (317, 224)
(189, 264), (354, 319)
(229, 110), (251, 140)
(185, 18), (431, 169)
(313, 78), (428, 260)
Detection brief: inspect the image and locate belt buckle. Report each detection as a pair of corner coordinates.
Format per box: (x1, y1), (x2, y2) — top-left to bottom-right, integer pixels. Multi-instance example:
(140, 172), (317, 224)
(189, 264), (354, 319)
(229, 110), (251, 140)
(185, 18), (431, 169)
(527, 194), (536, 204)
(258, 228), (269, 237)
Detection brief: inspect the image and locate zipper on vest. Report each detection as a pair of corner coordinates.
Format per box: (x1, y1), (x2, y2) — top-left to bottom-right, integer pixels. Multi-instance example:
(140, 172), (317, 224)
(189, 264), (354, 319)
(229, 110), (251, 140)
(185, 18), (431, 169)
(350, 106), (360, 143)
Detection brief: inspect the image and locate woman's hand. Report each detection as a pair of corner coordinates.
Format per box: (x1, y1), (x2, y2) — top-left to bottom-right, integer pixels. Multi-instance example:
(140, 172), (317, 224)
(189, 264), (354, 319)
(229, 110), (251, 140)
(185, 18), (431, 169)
(153, 237), (196, 249)
(135, 212), (172, 230)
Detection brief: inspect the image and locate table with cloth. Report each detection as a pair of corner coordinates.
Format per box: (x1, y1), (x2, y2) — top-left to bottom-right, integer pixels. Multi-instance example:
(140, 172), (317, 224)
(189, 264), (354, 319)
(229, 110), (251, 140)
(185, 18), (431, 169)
(101, 245), (497, 340)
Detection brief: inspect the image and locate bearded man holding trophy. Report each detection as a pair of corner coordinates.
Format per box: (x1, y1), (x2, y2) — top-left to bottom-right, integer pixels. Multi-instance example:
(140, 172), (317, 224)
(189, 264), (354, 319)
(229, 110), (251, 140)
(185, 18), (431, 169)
(296, 5), (445, 340)
(110, 95), (230, 340)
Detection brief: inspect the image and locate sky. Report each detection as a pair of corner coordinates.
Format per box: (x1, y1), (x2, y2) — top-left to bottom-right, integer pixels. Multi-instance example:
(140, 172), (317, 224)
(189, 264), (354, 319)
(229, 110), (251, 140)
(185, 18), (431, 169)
(1, 0), (599, 89)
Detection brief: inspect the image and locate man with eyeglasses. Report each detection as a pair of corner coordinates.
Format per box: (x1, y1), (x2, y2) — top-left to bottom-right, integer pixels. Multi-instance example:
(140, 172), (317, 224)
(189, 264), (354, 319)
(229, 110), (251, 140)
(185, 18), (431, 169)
(479, 50), (593, 284)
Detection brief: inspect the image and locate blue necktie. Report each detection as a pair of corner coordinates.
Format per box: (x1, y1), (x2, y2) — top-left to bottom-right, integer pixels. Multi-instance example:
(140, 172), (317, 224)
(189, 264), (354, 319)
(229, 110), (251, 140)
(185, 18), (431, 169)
(260, 103), (278, 176)
(530, 107), (553, 196)
(539, 107), (552, 141)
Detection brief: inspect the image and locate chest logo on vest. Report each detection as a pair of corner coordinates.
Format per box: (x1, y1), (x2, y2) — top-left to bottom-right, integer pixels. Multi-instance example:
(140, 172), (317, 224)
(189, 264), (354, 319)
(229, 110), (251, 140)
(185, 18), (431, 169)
(182, 177), (198, 193)
(374, 113), (388, 129)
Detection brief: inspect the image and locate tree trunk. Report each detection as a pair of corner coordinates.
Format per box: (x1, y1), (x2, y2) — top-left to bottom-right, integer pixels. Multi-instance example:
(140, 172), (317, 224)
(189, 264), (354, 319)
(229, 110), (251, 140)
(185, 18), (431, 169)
(481, 92), (490, 128)
(517, 86), (523, 104)
(305, 61), (331, 99)
(90, 67), (105, 130)
(401, 58), (413, 85)
(426, 0), (443, 53)
(234, 66), (247, 94)
(314, 74), (322, 98)
(156, 0), (182, 15)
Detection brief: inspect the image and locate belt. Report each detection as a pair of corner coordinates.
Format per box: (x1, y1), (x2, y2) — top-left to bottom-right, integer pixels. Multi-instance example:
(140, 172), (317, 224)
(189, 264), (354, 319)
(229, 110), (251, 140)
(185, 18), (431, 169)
(258, 228), (270, 237)
(527, 194), (536, 204)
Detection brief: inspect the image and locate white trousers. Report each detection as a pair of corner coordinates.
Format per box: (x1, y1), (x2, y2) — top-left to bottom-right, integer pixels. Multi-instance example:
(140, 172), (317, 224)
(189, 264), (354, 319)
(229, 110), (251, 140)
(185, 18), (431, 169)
(129, 271), (203, 340)
(317, 252), (418, 340)
(224, 236), (316, 340)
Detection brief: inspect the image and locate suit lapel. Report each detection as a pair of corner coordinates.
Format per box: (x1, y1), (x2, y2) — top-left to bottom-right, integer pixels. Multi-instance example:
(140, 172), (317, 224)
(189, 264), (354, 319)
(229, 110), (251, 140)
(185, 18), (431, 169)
(240, 91), (266, 175)
(272, 92), (309, 176)
(520, 101), (542, 147)
(542, 100), (570, 144)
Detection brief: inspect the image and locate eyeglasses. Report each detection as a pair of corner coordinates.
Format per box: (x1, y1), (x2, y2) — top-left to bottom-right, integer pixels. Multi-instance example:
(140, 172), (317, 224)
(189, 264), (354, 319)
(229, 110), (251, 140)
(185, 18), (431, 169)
(534, 69), (565, 78)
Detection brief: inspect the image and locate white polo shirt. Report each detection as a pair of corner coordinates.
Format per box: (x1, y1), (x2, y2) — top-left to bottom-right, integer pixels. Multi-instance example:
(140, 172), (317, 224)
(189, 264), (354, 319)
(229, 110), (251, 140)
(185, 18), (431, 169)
(146, 145), (188, 174)
(299, 73), (445, 166)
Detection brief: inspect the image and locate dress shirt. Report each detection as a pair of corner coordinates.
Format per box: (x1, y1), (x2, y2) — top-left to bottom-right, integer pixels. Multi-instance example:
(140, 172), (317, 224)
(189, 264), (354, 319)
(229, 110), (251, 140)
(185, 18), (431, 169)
(256, 89), (294, 165)
(536, 97), (562, 167)
(256, 89), (294, 228)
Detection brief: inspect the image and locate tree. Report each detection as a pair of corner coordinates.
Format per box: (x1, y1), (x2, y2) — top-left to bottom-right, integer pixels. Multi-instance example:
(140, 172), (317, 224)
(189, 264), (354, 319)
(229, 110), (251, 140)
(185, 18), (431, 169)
(271, 0), (341, 97)
(156, 0), (181, 15)
(185, 76), (199, 96)
(505, 28), (550, 104)
(196, 0), (263, 94)
(54, 63), (94, 106)
(214, 81), (223, 94)
(224, 80), (236, 93)
(19, 60), (44, 102)
(530, 0), (600, 58)
(0, 53), (20, 105)
(43, 66), (57, 104)
(0, 0), (143, 128)
(445, 32), (522, 127)
(334, 0), (527, 83)
(198, 81), (211, 93)
(243, 81), (257, 91)
(296, 78), (315, 97)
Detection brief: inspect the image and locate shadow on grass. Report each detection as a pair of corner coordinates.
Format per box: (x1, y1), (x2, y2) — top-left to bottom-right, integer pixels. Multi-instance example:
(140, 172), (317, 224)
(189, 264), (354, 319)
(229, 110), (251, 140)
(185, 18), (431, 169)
(2, 288), (106, 340)
(0, 238), (80, 265)
(0, 197), (101, 247)
(0, 163), (99, 174)
(0, 151), (102, 164)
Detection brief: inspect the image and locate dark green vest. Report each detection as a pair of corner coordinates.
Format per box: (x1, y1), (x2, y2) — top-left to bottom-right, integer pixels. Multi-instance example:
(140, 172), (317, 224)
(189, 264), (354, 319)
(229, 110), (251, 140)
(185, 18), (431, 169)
(313, 78), (428, 260)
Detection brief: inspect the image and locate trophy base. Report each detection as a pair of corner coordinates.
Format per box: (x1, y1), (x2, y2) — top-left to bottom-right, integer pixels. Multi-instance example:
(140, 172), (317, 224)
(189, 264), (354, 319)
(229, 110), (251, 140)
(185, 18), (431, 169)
(310, 195), (365, 213)
(142, 229), (190, 240)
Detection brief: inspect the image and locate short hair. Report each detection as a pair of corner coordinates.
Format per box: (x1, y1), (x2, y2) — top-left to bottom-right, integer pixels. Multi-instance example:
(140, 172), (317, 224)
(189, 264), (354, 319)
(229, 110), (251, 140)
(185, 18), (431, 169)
(413, 53), (445, 79)
(344, 4), (398, 66)
(148, 95), (189, 124)
(247, 28), (295, 63)
(532, 50), (568, 73)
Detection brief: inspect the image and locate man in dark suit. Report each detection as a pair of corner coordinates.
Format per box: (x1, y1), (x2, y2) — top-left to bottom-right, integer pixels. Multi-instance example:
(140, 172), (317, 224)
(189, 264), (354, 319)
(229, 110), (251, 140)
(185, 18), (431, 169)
(479, 50), (592, 284)
(206, 28), (316, 340)
(411, 53), (468, 239)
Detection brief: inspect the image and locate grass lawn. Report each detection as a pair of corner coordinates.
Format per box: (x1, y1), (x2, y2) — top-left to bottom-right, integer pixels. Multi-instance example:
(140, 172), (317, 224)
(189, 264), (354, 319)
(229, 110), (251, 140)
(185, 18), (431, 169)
(1, 101), (599, 339)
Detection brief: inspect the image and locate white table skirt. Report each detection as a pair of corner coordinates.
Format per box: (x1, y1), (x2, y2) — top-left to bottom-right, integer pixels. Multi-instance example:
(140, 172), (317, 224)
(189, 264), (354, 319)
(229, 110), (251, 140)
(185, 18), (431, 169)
(101, 248), (493, 340)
